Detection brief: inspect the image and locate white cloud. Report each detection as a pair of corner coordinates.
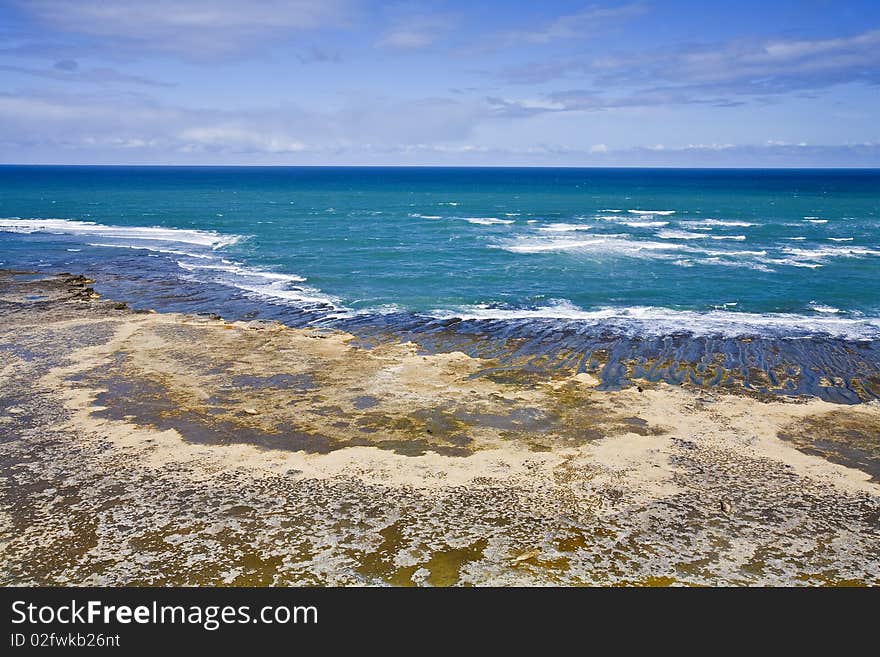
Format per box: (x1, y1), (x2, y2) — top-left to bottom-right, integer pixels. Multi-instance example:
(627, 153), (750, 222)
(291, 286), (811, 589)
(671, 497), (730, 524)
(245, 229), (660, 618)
(378, 30), (435, 49)
(502, 3), (646, 45)
(0, 90), (487, 158)
(13, 0), (358, 58)
(512, 28), (880, 95)
(589, 143), (608, 153)
(375, 8), (457, 50)
(178, 126), (308, 153)
(0, 63), (173, 87)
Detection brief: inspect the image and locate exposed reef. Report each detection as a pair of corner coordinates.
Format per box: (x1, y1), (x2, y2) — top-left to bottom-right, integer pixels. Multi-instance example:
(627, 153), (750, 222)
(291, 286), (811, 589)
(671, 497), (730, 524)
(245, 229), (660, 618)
(1, 271), (878, 586)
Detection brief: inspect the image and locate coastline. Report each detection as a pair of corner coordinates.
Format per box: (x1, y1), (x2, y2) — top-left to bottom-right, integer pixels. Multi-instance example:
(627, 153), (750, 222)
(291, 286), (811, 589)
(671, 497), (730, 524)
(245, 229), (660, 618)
(1, 270), (879, 585)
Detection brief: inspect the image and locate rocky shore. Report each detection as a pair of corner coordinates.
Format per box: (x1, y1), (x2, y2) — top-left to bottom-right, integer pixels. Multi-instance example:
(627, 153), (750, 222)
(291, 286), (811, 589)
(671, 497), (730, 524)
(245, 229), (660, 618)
(1, 270), (878, 585)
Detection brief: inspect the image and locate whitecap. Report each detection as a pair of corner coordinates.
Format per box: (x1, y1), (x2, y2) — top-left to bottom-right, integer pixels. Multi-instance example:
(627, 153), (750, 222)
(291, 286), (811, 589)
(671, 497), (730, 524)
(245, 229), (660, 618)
(762, 258), (823, 269)
(537, 223), (593, 232)
(430, 303), (880, 339)
(782, 245), (880, 260)
(682, 219), (755, 228)
(627, 210), (676, 215)
(88, 243), (214, 259)
(464, 217), (515, 225)
(620, 221), (669, 228)
(176, 261), (306, 282)
(809, 302), (840, 314)
(704, 249), (767, 256)
(497, 235), (680, 256)
(0, 217), (241, 249)
(657, 229), (706, 240)
(694, 258), (774, 273)
(175, 261), (337, 309)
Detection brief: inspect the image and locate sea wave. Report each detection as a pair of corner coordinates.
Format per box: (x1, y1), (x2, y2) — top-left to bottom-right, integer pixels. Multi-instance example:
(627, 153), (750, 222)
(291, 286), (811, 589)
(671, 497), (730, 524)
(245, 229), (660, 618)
(176, 260), (337, 309)
(537, 223), (593, 232)
(87, 243), (214, 259)
(0, 217), (241, 249)
(463, 217), (515, 225)
(430, 301), (880, 339)
(762, 257), (823, 269)
(176, 261), (306, 282)
(627, 210), (676, 215)
(619, 221), (669, 228)
(809, 302), (841, 314)
(657, 229), (707, 240)
(0, 217), (342, 310)
(782, 245), (880, 261)
(496, 235), (682, 255)
(681, 219), (755, 228)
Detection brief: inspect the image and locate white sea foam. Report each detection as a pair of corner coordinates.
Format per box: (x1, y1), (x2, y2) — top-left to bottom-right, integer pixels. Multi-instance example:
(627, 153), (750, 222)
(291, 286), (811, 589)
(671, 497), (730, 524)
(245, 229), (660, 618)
(627, 210), (676, 215)
(463, 217), (515, 225)
(0, 217), (241, 249)
(657, 230), (706, 240)
(762, 258), (823, 269)
(786, 237), (806, 240)
(176, 261), (306, 282)
(682, 219), (755, 228)
(229, 282), (338, 307)
(537, 223), (593, 232)
(620, 221), (669, 228)
(782, 245), (880, 260)
(500, 239), (608, 253)
(431, 302), (880, 338)
(409, 213), (442, 219)
(809, 302), (840, 314)
(804, 218), (828, 224)
(694, 258), (774, 273)
(5, 216), (338, 310)
(175, 260), (337, 309)
(498, 235), (680, 256)
(88, 243), (214, 259)
(828, 237), (854, 242)
(709, 235), (746, 241)
(704, 249), (767, 256)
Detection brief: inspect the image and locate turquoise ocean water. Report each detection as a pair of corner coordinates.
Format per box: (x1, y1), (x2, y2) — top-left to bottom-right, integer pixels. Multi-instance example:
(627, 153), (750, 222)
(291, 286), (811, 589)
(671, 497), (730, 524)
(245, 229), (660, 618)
(2, 166), (879, 401)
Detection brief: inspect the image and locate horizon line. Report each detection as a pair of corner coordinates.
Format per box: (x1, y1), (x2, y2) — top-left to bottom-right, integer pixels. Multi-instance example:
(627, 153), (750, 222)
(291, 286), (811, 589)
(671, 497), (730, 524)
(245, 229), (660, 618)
(1, 163), (879, 170)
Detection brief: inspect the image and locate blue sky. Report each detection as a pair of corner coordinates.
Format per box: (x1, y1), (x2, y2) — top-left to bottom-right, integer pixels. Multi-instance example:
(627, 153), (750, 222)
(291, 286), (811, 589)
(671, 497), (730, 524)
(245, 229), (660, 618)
(0, 0), (878, 165)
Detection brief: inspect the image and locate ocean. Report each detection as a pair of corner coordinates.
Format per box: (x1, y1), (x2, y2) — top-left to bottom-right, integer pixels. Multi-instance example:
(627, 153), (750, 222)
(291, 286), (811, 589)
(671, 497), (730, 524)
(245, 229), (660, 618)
(2, 165), (879, 401)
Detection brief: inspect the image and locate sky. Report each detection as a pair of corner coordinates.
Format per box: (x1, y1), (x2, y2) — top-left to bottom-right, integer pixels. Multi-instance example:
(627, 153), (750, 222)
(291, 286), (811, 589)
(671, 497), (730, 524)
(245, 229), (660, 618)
(0, 0), (878, 166)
